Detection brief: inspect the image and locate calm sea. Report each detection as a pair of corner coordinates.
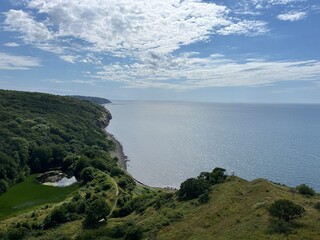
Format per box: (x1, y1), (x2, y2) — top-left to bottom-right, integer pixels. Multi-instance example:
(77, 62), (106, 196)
(105, 101), (320, 191)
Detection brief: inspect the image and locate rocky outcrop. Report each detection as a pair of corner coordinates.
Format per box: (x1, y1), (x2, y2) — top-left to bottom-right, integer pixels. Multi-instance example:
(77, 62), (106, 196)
(97, 108), (112, 128)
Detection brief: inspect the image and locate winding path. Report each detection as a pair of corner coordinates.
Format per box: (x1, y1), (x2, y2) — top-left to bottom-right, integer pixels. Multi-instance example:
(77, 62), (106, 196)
(108, 177), (119, 218)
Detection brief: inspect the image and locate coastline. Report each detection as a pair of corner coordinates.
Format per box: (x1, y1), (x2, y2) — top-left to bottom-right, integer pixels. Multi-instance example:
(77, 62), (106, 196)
(105, 131), (128, 171)
(101, 106), (152, 188)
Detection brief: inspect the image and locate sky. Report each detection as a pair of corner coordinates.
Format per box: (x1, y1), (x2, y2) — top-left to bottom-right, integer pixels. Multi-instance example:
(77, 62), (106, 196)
(0, 0), (320, 103)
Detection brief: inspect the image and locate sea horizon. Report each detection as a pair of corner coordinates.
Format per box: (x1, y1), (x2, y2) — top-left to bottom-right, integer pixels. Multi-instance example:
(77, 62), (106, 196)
(105, 100), (320, 191)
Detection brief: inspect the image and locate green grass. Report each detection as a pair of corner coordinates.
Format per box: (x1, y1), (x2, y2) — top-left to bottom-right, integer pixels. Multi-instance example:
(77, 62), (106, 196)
(0, 174), (79, 220)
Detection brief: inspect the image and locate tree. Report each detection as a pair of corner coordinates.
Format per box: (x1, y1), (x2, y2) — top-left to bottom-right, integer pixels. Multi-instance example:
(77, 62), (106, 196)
(296, 184), (316, 196)
(0, 179), (9, 195)
(81, 167), (95, 183)
(84, 197), (110, 228)
(269, 199), (305, 222)
(178, 178), (210, 200)
(208, 167), (226, 185)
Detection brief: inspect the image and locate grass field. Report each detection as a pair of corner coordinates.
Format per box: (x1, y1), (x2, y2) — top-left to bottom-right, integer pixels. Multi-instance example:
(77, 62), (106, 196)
(0, 174), (79, 220)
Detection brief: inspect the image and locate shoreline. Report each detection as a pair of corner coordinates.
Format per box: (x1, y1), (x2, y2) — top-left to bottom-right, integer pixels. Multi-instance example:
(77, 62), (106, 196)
(102, 106), (153, 188)
(106, 130), (152, 188)
(105, 131), (128, 171)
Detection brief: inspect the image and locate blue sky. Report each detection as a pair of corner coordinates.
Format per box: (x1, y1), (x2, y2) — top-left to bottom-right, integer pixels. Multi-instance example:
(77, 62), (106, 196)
(1, 0), (320, 103)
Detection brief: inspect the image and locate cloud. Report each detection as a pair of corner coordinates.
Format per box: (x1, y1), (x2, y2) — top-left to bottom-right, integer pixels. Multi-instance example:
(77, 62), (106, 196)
(0, 52), (41, 70)
(4, 10), (52, 42)
(3, 42), (20, 47)
(59, 55), (78, 63)
(96, 54), (320, 90)
(217, 20), (268, 36)
(3, 0), (270, 61)
(277, 11), (307, 21)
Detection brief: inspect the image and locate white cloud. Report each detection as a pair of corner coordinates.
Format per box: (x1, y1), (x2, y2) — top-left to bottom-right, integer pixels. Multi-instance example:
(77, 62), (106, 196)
(96, 54), (320, 90)
(59, 55), (78, 63)
(3, 0), (269, 60)
(277, 11), (307, 21)
(217, 20), (268, 36)
(4, 9), (52, 42)
(3, 42), (20, 47)
(0, 52), (41, 70)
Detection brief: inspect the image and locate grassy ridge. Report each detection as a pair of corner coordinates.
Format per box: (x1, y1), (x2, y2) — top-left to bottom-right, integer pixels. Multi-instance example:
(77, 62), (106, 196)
(0, 175), (79, 219)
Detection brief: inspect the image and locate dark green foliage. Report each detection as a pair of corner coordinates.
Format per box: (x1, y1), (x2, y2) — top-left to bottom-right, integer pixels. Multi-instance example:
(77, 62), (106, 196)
(43, 207), (68, 229)
(6, 227), (27, 240)
(296, 184), (316, 196)
(314, 202), (320, 211)
(178, 178), (210, 200)
(269, 199), (305, 222)
(153, 192), (174, 210)
(0, 90), (114, 186)
(110, 220), (142, 240)
(267, 219), (294, 235)
(198, 192), (210, 204)
(83, 197), (111, 228)
(198, 168), (227, 185)
(0, 179), (9, 195)
(118, 174), (136, 191)
(81, 167), (95, 183)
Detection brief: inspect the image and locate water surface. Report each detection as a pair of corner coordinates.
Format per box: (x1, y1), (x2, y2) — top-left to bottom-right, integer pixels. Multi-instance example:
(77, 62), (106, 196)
(106, 101), (320, 191)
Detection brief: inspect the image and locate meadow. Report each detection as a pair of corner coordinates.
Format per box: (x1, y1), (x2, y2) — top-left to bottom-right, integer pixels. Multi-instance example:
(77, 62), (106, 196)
(0, 174), (79, 219)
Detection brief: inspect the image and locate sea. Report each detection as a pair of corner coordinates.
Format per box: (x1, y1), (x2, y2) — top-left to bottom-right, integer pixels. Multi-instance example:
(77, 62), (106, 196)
(105, 101), (320, 191)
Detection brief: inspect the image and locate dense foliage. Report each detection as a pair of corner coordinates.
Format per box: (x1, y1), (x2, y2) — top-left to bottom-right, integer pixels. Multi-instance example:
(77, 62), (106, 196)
(269, 199), (305, 222)
(178, 167), (226, 200)
(0, 90), (115, 193)
(296, 184), (316, 196)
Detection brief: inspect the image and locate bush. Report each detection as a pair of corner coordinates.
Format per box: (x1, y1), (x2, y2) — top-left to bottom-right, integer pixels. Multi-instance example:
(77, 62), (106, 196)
(110, 221), (142, 240)
(198, 192), (210, 204)
(296, 184), (316, 196)
(267, 219), (294, 235)
(178, 178), (210, 200)
(0, 179), (9, 195)
(43, 207), (68, 229)
(83, 197), (110, 228)
(314, 202), (320, 211)
(269, 199), (305, 222)
(81, 167), (95, 183)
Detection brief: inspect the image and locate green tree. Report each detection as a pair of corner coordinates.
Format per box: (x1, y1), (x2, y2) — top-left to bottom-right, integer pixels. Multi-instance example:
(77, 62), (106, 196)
(208, 167), (226, 185)
(296, 184), (316, 196)
(84, 197), (110, 228)
(269, 199), (305, 222)
(0, 179), (9, 195)
(178, 178), (210, 200)
(81, 167), (95, 183)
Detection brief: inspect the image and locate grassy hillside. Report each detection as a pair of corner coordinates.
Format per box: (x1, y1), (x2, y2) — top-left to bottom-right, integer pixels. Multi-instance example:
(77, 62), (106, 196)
(0, 90), (319, 240)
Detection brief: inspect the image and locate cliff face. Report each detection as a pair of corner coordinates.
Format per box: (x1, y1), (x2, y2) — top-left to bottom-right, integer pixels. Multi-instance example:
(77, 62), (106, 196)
(97, 108), (112, 128)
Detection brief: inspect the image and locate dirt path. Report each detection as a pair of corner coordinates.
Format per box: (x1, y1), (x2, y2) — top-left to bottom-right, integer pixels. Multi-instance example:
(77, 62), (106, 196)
(108, 177), (119, 218)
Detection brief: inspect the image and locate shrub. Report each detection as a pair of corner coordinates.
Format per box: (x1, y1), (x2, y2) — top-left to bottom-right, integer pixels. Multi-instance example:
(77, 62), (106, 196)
(198, 192), (210, 204)
(296, 184), (316, 196)
(43, 207), (68, 229)
(83, 197), (110, 228)
(269, 199), (305, 222)
(178, 178), (210, 200)
(110, 221), (142, 240)
(208, 167), (227, 185)
(314, 202), (320, 211)
(0, 179), (9, 195)
(267, 219), (294, 235)
(81, 167), (95, 183)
